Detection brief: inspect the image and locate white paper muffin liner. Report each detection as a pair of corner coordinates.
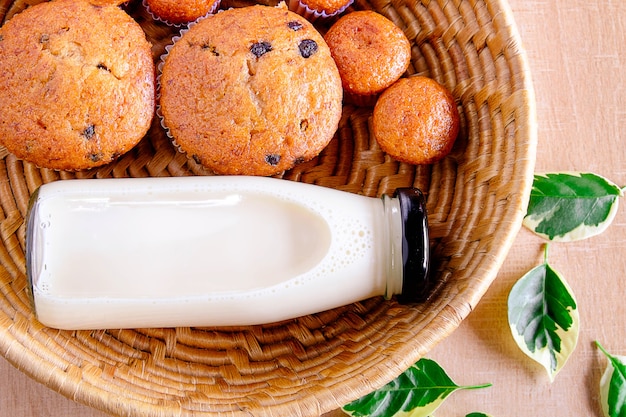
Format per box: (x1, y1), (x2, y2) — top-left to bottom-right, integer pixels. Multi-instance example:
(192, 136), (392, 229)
(155, 21), (196, 156)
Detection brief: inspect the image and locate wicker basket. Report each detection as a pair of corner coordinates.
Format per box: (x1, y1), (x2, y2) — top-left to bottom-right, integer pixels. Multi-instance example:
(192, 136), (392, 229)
(0, 0), (537, 415)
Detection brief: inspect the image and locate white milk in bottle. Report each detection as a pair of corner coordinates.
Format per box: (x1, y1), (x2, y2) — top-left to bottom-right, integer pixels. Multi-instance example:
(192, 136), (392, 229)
(25, 176), (430, 329)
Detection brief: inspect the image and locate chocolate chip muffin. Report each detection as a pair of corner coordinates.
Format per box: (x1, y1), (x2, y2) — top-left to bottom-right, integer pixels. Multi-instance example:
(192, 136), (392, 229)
(159, 4), (343, 176)
(373, 76), (460, 164)
(0, 0), (155, 171)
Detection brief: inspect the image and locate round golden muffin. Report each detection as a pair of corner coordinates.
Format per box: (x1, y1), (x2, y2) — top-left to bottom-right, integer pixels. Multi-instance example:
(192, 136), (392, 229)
(159, 5), (343, 176)
(0, 0), (155, 171)
(145, 0), (220, 25)
(373, 76), (459, 165)
(324, 10), (411, 105)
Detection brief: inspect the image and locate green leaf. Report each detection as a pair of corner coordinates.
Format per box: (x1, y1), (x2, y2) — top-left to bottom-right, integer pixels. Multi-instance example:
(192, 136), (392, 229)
(341, 358), (491, 417)
(465, 414), (493, 417)
(507, 245), (579, 381)
(523, 172), (622, 241)
(596, 341), (626, 417)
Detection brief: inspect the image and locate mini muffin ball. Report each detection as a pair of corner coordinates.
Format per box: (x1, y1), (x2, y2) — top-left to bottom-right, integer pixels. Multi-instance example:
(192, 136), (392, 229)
(159, 5), (343, 176)
(373, 76), (460, 165)
(0, 0), (155, 171)
(325, 10), (411, 106)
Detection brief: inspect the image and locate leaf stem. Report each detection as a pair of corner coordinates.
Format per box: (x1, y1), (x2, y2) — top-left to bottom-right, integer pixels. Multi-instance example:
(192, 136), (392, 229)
(595, 340), (611, 358)
(461, 383), (493, 391)
(543, 243), (550, 264)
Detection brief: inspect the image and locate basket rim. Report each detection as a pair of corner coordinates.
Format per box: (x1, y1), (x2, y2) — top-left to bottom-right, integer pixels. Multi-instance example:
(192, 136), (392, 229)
(0, 0), (538, 414)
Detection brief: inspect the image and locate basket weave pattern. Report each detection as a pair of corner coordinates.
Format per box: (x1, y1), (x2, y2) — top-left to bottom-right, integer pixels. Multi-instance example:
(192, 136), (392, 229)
(0, 0), (536, 415)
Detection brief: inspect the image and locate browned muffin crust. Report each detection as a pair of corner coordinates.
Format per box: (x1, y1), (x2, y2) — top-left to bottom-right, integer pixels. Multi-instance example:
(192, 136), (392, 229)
(0, 0), (155, 171)
(145, 0), (220, 25)
(159, 5), (343, 176)
(373, 76), (460, 165)
(287, 0), (352, 17)
(325, 11), (411, 100)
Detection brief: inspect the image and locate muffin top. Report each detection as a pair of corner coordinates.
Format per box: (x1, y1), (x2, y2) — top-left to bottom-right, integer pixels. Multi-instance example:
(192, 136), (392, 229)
(0, 0), (155, 171)
(144, 0), (220, 25)
(295, 0), (352, 16)
(159, 5), (343, 176)
(373, 76), (460, 165)
(325, 10), (411, 97)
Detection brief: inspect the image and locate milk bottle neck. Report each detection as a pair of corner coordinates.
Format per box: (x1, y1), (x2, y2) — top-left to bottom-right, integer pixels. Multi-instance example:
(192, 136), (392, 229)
(383, 188), (431, 303)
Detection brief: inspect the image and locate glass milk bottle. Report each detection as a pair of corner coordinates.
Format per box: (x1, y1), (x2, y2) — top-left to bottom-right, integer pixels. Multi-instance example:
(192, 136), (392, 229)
(25, 176), (430, 329)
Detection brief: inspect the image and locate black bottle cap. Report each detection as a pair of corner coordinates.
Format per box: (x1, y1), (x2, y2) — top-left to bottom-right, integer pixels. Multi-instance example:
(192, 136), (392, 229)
(395, 188), (431, 304)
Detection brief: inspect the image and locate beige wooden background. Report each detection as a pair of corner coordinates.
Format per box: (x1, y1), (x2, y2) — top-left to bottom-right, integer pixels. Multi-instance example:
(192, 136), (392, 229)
(2, 0), (626, 415)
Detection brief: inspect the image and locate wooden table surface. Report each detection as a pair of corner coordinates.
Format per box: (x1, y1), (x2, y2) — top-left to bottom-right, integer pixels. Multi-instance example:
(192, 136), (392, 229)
(3, 0), (626, 415)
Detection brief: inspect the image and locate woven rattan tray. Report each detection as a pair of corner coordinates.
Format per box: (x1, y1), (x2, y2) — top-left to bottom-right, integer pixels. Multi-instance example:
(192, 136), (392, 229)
(0, 0), (537, 415)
